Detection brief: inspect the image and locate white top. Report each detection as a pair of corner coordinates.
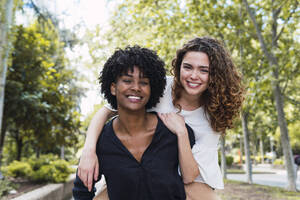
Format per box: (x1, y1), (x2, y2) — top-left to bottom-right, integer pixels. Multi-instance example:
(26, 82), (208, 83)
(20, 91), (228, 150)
(152, 77), (223, 189)
(105, 76), (224, 189)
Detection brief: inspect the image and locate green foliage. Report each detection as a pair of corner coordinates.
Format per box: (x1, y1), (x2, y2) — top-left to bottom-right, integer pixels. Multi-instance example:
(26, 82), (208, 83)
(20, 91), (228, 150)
(218, 154), (234, 167)
(273, 159), (284, 165)
(0, 178), (18, 197)
(31, 165), (56, 183)
(2, 154), (74, 183)
(3, 19), (83, 161)
(26, 154), (58, 170)
(26, 154), (73, 183)
(51, 160), (74, 182)
(289, 122), (300, 154)
(31, 159), (73, 183)
(2, 160), (32, 178)
(226, 156), (234, 167)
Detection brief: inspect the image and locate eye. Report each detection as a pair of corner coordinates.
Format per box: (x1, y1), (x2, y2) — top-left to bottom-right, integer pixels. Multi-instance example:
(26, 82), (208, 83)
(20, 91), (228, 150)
(183, 65), (192, 70)
(123, 79), (132, 83)
(140, 80), (149, 86)
(200, 69), (209, 73)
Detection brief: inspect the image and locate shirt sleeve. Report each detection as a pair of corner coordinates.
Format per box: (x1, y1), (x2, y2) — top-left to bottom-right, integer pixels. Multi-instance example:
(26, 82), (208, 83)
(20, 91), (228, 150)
(191, 143), (224, 189)
(104, 103), (117, 112)
(72, 171), (98, 200)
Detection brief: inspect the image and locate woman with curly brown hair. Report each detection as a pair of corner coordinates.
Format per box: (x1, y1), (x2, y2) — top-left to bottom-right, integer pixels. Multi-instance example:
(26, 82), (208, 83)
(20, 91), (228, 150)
(78, 37), (244, 199)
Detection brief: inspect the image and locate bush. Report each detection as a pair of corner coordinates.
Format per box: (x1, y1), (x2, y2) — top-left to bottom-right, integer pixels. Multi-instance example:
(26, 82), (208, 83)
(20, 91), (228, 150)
(51, 160), (73, 182)
(3, 154), (74, 183)
(2, 161), (32, 178)
(31, 159), (73, 183)
(273, 159), (284, 165)
(226, 156), (234, 167)
(0, 178), (18, 197)
(31, 165), (56, 183)
(218, 154), (234, 167)
(26, 154), (59, 170)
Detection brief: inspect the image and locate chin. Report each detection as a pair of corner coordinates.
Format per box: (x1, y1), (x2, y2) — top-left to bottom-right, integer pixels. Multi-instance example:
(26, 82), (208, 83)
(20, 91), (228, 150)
(185, 89), (201, 96)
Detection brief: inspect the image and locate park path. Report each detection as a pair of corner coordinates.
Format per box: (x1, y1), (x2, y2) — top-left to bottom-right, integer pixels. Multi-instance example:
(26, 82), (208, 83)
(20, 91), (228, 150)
(227, 164), (300, 190)
(69, 164), (299, 200)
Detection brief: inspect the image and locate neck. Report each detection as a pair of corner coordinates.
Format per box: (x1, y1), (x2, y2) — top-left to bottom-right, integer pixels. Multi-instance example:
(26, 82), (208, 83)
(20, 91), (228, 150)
(115, 108), (149, 136)
(179, 90), (202, 111)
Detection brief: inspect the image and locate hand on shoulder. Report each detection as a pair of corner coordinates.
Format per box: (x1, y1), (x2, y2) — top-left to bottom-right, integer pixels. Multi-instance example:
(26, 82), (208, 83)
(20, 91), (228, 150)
(158, 112), (187, 136)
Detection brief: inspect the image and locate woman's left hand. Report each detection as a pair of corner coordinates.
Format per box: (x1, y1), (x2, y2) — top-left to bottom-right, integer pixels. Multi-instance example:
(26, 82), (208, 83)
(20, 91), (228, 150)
(158, 112), (187, 136)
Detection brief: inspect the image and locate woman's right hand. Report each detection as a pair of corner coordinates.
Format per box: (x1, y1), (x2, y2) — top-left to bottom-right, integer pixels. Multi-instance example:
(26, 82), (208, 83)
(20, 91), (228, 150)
(78, 148), (99, 192)
(77, 106), (115, 191)
(158, 112), (187, 136)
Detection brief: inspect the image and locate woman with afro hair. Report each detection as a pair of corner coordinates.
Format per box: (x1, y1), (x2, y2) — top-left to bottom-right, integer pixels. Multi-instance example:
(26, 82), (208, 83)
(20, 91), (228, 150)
(73, 45), (195, 200)
(78, 37), (245, 200)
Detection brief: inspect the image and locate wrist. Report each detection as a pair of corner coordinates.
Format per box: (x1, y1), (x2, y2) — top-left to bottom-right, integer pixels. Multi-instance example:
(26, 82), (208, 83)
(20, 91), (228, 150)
(176, 129), (188, 137)
(83, 144), (96, 152)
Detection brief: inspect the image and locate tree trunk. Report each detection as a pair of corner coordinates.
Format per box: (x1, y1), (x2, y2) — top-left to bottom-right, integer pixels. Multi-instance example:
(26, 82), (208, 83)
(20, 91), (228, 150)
(0, 0), (15, 167)
(60, 145), (65, 160)
(273, 82), (296, 190)
(0, 122), (7, 165)
(15, 131), (23, 161)
(252, 137), (257, 165)
(220, 135), (227, 179)
(270, 137), (275, 164)
(259, 135), (264, 164)
(243, 0), (297, 191)
(241, 111), (252, 184)
(239, 135), (243, 165)
(0, 0), (14, 140)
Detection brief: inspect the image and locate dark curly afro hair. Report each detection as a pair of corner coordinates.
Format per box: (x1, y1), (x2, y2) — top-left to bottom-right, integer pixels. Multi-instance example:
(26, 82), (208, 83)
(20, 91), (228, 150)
(99, 45), (166, 110)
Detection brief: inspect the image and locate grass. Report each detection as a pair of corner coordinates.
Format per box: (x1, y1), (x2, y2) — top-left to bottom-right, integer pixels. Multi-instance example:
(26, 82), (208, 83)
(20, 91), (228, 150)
(216, 179), (300, 200)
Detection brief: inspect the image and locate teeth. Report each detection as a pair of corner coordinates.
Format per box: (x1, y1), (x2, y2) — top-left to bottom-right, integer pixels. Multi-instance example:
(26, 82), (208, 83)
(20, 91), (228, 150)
(128, 96), (141, 100)
(188, 82), (200, 87)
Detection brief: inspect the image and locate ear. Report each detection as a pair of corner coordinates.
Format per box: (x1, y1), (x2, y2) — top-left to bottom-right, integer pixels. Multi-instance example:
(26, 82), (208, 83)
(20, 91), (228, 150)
(110, 82), (116, 96)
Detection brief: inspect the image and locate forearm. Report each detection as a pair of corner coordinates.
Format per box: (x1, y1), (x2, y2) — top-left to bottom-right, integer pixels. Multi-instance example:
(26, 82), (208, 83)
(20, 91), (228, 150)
(177, 131), (199, 184)
(83, 106), (115, 151)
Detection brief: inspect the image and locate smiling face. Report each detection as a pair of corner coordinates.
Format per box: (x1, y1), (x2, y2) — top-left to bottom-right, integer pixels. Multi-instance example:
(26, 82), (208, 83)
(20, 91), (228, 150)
(110, 66), (151, 112)
(179, 51), (210, 99)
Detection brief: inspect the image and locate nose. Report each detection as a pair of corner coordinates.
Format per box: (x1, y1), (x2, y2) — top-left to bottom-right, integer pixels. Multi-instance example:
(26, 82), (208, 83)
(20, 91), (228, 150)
(190, 70), (199, 80)
(131, 81), (141, 91)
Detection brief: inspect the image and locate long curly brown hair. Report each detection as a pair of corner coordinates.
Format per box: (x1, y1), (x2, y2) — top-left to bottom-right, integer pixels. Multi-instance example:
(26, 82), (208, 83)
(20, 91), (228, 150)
(172, 37), (245, 134)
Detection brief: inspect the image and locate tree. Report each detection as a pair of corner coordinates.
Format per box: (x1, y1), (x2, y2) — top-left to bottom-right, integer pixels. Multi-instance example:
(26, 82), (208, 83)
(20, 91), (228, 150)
(220, 136), (227, 179)
(242, 0), (299, 191)
(2, 19), (82, 161)
(0, 0), (19, 165)
(86, 0), (299, 190)
(241, 111), (253, 183)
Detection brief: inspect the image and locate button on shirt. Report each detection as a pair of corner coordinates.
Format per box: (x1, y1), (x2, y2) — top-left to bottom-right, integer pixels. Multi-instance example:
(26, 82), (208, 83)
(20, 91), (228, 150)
(73, 114), (195, 200)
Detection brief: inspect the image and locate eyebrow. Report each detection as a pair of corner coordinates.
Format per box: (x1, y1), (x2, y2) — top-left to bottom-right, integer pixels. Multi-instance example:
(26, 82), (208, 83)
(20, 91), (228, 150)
(183, 62), (209, 68)
(123, 74), (133, 77)
(123, 73), (148, 79)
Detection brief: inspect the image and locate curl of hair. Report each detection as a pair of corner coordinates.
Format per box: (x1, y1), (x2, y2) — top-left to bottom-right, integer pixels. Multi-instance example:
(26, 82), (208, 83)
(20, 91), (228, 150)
(172, 37), (245, 134)
(99, 45), (166, 110)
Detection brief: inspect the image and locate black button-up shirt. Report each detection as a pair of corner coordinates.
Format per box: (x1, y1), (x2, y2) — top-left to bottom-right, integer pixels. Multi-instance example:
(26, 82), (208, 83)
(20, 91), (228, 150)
(73, 114), (195, 200)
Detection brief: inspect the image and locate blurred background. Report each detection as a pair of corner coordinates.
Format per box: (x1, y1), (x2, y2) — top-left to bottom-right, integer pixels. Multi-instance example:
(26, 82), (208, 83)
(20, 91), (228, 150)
(0, 0), (299, 199)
